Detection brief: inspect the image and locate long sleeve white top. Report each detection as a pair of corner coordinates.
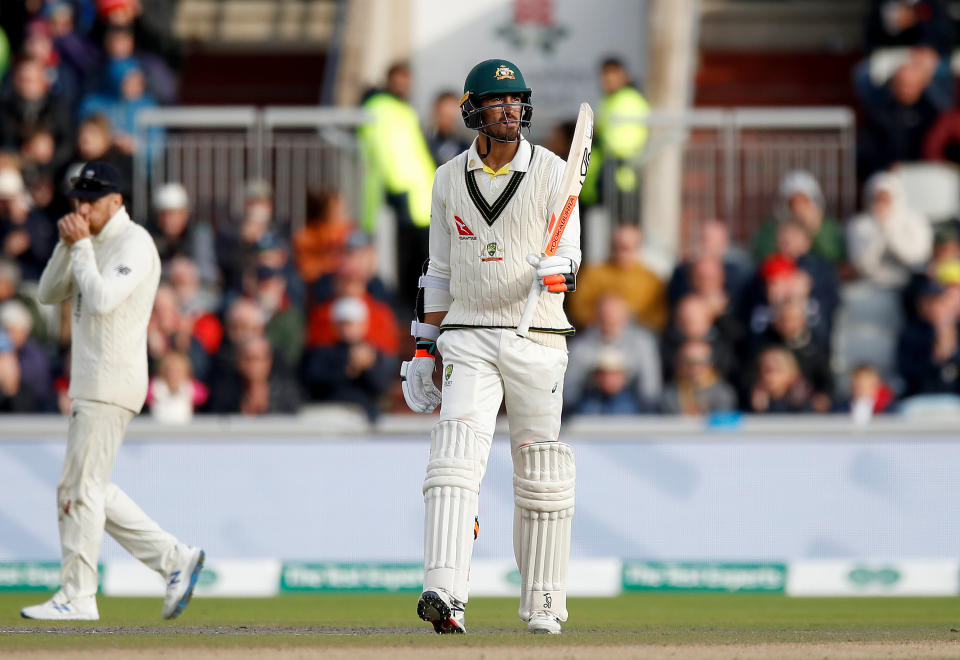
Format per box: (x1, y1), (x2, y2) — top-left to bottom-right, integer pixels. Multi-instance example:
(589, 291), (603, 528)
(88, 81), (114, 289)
(36, 206), (161, 412)
(846, 208), (932, 287)
(424, 138), (581, 341)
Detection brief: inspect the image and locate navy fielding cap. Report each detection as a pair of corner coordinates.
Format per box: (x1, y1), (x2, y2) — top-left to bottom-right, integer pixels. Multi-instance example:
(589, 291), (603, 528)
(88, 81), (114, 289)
(67, 161), (124, 200)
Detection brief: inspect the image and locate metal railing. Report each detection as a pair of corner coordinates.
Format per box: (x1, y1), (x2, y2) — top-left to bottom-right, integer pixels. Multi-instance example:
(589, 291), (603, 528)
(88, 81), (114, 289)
(135, 105), (854, 266)
(134, 106), (368, 231)
(604, 107), (856, 253)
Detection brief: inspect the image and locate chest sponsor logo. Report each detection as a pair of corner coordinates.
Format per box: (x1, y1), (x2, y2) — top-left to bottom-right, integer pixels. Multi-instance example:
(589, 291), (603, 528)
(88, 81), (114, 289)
(481, 241), (504, 262)
(114, 264), (131, 276)
(454, 216), (476, 240)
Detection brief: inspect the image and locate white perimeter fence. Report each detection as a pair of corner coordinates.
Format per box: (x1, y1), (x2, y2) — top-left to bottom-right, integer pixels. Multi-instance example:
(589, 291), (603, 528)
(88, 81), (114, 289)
(2, 414), (958, 569)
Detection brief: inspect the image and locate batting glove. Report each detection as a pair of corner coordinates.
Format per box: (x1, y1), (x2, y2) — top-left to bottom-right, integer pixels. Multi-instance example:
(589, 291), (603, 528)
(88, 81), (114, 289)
(526, 253), (576, 293)
(400, 340), (442, 414)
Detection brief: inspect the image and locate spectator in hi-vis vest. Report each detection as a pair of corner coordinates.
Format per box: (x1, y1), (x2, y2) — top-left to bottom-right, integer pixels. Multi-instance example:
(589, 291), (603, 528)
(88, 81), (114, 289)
(580, 57), (650, 213)
(358, 62), (436, 306)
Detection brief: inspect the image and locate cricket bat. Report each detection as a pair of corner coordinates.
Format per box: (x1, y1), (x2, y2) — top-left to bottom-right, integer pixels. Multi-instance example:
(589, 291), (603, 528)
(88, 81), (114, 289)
(516, 102), (594, 338)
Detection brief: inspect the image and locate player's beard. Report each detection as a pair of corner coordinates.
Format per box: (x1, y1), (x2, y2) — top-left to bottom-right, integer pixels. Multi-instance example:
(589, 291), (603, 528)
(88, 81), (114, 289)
(482, 106), (522, 142)
(490, 118), (520, 142)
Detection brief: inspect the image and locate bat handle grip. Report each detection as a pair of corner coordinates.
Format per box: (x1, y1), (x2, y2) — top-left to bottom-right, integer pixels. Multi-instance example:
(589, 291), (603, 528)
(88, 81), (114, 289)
(516, 279), (541, 338)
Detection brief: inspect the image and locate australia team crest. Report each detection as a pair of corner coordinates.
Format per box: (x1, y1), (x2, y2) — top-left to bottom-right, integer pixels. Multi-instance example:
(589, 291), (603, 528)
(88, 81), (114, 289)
(480, 241), (504, 262)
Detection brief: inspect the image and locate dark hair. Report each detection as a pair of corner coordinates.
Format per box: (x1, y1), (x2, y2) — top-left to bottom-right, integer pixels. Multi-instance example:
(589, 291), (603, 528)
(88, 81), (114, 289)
(80, 113), (113, 135)
(305, 188), (338, 223)
(19, 122), (54, 143)
(386, 61), (410, 79)
(601, 56), (626, 70)
(433, 90), (459, 105)
(13, 55), (44, 71)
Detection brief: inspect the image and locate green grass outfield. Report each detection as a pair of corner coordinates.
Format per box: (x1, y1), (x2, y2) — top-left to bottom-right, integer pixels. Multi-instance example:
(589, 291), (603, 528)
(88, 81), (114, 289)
(0, 592), (958, 651)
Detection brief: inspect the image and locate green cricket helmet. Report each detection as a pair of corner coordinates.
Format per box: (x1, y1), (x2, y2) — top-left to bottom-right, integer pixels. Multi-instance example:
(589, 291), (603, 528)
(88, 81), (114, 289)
(460, 59), (533, 143)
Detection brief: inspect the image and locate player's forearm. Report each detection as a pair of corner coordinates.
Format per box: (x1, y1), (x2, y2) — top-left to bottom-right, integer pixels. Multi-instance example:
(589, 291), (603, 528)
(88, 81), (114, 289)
(36, 241), (73, 304)
(422, 311), (446, 330)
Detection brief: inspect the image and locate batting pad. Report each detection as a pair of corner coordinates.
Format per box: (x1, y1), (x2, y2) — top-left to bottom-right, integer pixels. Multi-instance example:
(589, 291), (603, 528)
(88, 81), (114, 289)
(513, 441), (575, 622)
(422, 420), (483, 603)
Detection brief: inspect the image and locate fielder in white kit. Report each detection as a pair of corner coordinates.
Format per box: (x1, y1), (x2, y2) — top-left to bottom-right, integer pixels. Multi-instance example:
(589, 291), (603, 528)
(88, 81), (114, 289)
(401, 59), (578, 634)
(21, 162), (204, 621)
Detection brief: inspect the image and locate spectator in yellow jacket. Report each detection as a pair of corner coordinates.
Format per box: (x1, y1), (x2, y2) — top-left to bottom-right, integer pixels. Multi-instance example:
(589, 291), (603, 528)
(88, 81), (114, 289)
(568, 224), (667, 331)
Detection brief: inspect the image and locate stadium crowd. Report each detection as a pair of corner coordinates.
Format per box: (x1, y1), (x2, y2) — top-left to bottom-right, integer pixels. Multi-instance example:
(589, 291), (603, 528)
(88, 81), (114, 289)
(0, 0), (959, 422)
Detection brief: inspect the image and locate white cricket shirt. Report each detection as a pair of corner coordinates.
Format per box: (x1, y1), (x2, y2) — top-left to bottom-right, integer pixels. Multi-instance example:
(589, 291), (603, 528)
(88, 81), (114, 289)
(37, 206), (161, 413)
(425, 137), (581, 338)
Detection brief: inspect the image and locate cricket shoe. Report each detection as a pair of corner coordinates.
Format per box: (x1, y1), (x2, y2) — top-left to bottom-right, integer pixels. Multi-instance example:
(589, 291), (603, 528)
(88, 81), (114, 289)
(21, 591), (99, 620)
(417, 589), (465, 634)
(527, 610), (562, 634)
(162, 546), (205, 619)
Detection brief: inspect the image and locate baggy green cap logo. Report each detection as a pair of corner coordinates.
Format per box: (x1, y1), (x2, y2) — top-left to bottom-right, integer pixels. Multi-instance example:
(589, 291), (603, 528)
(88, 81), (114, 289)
(494, 64), (515, 81)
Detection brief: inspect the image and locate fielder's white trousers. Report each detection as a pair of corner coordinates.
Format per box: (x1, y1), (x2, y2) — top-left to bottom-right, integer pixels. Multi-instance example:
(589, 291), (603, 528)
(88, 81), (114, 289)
(58, 399), (186, 600)
(423, 328), (568, 598)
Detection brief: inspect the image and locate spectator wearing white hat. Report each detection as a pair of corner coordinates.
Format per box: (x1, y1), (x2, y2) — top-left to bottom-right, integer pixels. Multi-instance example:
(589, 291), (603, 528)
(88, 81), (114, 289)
(752, 170), (846, 266)
(565, 293), (661, 412)
(0, 167), (55, 281)
(301, 295), (396, 420)
(572, 345), (645, 415)
(149, 182), (218, 288)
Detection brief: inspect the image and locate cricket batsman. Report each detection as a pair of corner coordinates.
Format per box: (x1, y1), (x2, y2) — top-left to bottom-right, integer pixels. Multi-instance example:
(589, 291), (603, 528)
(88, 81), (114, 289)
(21, 162), (204, 621)
(401, 59), (579, 634)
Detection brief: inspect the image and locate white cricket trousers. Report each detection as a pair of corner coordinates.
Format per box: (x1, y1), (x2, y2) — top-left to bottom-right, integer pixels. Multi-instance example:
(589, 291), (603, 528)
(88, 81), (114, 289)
(436, 328), (568, 452)
(58, 399), (186, 600)
(423, 328), (569, 600)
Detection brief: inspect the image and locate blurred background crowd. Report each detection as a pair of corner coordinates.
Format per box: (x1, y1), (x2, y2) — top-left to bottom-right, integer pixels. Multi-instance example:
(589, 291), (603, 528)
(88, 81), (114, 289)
(1, 0), (960, 423)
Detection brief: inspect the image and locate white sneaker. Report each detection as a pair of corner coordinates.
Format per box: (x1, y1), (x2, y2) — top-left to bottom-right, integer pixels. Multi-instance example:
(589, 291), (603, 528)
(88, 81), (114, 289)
(417, 589), (465, 634)
(21, 591), (99, 621)
(527, 610), (562, 634)
(162, 546), (205, 619)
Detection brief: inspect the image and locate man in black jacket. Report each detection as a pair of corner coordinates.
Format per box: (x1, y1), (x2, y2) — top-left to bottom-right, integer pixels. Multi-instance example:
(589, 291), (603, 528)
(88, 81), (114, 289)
(0, 59), (74, 174)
